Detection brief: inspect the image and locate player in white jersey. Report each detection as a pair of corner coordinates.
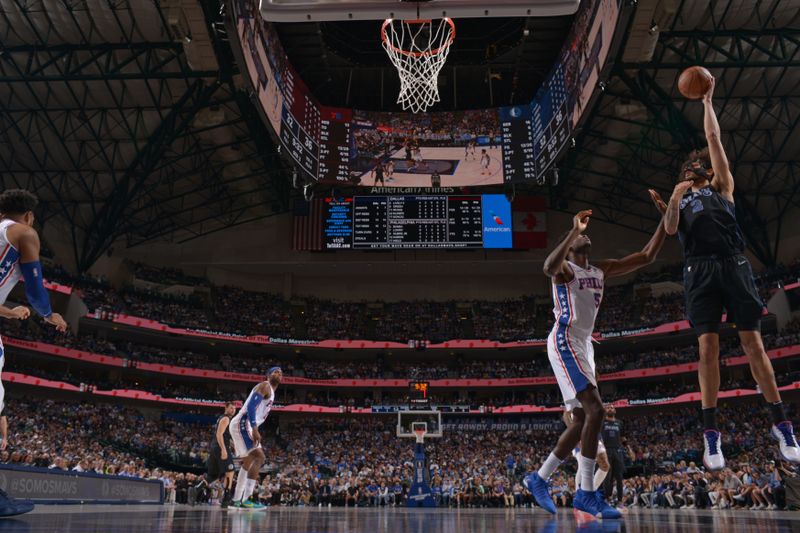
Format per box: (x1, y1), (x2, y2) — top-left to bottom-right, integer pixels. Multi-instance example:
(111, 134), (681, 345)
(0, 190), (67, 517)
(525, 194), (667, 519)
(479, 149), (490, 175)
(229, 366), (282, 509)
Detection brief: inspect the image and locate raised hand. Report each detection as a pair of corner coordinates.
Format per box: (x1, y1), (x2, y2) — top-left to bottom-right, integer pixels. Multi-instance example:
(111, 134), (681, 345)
(572, 210), (592, 233)
(703, 74), (716, 102)
(672, 180), (693, 199)
(648, 189), (667, 215)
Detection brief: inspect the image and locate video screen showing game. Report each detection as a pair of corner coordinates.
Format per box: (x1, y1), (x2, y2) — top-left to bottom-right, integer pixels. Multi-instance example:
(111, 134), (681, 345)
(349, 109), (504, 187)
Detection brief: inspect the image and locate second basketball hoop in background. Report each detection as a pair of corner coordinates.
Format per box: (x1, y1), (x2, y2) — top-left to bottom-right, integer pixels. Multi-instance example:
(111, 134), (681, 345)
(381, 18), (455, 113)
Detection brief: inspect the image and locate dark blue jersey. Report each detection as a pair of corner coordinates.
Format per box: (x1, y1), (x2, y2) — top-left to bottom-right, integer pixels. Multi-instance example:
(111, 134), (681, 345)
(601, 419), (622, 450)
(677, 186), (745, 258)
(212, 415), (233, 451)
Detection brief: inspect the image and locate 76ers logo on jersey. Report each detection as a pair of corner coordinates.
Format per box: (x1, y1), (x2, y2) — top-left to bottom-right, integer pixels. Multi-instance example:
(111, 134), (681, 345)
(577, 278), (603, 290)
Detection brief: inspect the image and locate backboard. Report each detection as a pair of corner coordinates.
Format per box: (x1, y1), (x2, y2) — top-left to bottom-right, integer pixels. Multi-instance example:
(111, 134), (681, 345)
(397, 410), (443, 439)
(260, 0), (579, 22)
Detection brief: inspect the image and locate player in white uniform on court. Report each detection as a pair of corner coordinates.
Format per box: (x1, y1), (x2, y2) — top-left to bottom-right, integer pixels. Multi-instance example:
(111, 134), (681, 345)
(230, 366), (282, 509)
(479, 149), (490, 175)
(524, 196), (667, 519)
(0, 190), (67, 516)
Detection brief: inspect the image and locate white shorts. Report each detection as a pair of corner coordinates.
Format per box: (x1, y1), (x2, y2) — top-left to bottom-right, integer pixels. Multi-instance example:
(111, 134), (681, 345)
(547, 329), (597, 412)
(229, 414), (261, 458)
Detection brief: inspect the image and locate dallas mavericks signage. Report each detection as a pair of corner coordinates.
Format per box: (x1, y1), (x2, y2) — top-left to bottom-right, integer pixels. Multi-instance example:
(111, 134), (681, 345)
(0, 464), (163, 503)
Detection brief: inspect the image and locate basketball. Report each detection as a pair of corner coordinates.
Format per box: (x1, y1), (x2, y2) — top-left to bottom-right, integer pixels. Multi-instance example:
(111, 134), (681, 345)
(678, 66), (713, 99)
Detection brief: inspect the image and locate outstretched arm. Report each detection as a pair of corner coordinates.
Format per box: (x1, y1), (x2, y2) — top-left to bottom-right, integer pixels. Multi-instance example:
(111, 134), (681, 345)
(664, 180), (694, 235)
(597, 191), (668, 279)
(702, 77), (734, 202)
(596, 223), (665, 279)
(542, 210), (591, 283)
(11, 225), (67, 331)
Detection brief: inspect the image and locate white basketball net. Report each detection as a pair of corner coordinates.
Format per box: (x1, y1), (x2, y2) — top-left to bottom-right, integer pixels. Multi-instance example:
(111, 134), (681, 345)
(381, 18), (455, 113)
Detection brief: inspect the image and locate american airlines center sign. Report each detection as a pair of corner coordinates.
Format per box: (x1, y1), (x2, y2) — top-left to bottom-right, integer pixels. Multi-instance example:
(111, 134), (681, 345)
(0, 465), (163, 503)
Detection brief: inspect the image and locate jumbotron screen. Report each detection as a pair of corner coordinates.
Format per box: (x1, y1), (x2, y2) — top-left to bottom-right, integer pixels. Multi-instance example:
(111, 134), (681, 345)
(232, 0), (619, 186)
(323, 194), (513, 249)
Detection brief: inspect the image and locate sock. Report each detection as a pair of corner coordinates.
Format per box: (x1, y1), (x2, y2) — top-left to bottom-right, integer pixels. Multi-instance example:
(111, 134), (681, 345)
(233, 468), (249, 502)
(243, 478), (257, 502)
(578, 454), (596, 492)
(537, 452), (563, 481)
(769, 401), (788, 426)
(702, 407), (718, 430)
(594, 468), (608, 491)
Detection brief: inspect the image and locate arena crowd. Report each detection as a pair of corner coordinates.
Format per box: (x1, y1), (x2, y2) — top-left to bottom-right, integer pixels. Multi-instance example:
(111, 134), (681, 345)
(0, 397), (797, 511)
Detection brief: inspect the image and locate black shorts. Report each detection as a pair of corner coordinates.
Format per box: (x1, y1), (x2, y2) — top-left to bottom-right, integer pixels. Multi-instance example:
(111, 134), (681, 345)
(207, 446), (235, 480)
(683, 254), (764, 335)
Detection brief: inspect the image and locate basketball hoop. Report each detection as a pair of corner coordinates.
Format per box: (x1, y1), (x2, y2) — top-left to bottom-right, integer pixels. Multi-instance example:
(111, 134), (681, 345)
(413, 427), (426, 444)
(381, 18), (456, 113)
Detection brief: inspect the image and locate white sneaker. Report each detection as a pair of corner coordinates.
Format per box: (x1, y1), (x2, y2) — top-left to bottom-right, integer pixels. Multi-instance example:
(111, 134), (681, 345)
(771, 422), (800, 462)
(750, 505), (758, 510)
(703, 430), (726, 470)
(769, 504), (777, 510)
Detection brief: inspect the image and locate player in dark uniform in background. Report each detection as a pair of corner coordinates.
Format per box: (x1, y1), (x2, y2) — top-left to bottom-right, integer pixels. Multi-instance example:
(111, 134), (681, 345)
(430, 170), (441, 188)
(600, 405), (629, 504)
(661, 75), (800, 469)
(372, 162), (385, 186)
(207, 402), (236, 508)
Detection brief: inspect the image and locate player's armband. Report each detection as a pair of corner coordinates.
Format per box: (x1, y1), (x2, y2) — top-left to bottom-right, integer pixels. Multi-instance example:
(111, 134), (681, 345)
(246, 393), (263, 426)
(20, 261), (52, 318)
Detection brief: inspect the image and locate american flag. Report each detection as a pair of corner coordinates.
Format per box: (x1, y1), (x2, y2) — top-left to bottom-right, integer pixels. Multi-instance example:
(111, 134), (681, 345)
(292, 198), (324, 251)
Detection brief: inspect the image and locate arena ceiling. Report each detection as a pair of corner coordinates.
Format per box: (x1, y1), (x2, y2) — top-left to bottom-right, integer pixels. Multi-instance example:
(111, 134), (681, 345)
(0, 0), (798, 271)
(0, 0), (292, 271)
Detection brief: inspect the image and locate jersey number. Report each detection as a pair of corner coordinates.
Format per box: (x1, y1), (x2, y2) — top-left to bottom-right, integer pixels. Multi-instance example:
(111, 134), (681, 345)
(594, 293), (602, 308)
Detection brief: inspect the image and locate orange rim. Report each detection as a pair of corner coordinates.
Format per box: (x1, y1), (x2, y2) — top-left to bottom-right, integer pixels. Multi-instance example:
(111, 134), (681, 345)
(381, 18), (456, 58)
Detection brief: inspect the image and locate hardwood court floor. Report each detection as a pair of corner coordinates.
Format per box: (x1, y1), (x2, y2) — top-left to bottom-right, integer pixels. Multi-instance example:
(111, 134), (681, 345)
(1, 504), (798, 533)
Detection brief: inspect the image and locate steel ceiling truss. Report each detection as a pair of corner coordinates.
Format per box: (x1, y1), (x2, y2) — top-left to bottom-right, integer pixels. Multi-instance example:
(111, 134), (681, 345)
(555, 1), (800, 265)
(0, 42), (218, 82)
(0, 0), (292, 270)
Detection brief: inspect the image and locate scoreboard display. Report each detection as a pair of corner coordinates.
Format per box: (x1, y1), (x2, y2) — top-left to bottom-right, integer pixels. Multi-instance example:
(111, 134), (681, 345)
(409, 381), (430, 409)
(323, 195), (513, 250)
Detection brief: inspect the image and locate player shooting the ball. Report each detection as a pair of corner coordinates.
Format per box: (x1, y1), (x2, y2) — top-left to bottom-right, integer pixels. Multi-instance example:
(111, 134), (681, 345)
(661, 71), (800, 470)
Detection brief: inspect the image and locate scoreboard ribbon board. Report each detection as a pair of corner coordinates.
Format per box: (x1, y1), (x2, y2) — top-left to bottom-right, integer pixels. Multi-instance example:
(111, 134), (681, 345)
(323, 195), (513, 250)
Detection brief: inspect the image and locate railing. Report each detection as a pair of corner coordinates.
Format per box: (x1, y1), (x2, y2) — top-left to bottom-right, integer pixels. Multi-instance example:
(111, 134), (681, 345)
(6, 336), (798, 389)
